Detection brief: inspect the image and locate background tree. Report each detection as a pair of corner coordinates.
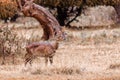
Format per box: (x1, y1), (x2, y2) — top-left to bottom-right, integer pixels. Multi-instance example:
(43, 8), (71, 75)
(34, 0), (83, 26)
(34, 0), (120, 27)
(0, 0), (18, 23)
(0, 0), (120, 24)
(85, 0), (120, 23)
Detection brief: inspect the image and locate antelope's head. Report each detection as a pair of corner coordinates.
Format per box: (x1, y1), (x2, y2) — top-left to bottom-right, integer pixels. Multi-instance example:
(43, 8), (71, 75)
(55, 27), (67, 41)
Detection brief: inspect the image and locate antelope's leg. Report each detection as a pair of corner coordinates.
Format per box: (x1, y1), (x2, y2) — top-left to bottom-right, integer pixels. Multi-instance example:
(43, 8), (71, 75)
(24, 53), (31, 66)
(49, 56), (53, 65)
(25, 57), (31, 66)
(29, 56), (35, 66)
(1, 53), (5, 65)
(25, 58), (29, 66)
(29, 59), (33, 66)
(45, 57), (48, 66)
(12, 54), (15, 64)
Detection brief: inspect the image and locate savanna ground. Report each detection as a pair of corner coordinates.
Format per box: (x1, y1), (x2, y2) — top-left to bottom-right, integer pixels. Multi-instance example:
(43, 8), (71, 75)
(0, 18), (120, 80)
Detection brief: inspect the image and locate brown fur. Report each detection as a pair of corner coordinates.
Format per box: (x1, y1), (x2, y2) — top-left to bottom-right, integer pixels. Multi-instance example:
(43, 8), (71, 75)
(25, 41), (58, 66)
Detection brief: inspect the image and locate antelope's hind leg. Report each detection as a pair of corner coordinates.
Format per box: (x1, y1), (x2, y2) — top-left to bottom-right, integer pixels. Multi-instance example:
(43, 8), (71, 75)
(25, 57), (31, 66)
(1, 53), (6, 65)
(49, 56), (53, 65)
(24, 54), (33, 66)
(12, 54), (15, 64)
(29, 56), (35, 66)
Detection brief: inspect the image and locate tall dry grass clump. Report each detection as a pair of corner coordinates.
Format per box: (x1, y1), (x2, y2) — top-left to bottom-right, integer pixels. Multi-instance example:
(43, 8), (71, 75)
(0, 25), (22, 64)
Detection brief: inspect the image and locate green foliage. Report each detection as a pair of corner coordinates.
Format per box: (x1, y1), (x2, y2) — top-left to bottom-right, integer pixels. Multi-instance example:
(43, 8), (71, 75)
(0, 0), (18, 20)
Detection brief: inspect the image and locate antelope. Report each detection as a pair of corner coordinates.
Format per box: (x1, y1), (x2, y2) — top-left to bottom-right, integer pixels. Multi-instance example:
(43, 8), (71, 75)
(24, 40), (58, 66)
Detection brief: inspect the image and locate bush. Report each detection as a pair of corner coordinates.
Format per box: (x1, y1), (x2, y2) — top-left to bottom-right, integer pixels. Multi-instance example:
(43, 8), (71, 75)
(34, 0), (82, 7)
(86, 0), (120, 6)
(0, 0), (18, 21)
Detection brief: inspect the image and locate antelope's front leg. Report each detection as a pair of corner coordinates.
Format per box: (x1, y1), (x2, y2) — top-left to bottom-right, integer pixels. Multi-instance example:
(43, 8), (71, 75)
(49, 56), (53, 65)
(45, 57), (48, 66)
(24, 54), (32, 66)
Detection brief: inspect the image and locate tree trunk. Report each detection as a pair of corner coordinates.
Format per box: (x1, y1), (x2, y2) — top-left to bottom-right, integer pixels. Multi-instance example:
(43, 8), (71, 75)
(17, 0), (65, 40)
(56, 6), (68, 26)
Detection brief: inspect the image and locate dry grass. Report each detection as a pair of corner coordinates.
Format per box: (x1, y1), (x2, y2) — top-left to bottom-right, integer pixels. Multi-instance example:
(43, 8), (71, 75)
(65, 24), (120, 45)
(31, 66), (81, 75)
(109, 63), (120, 69)
(1, 40), (120, 80)
(0, 19), (120, 80)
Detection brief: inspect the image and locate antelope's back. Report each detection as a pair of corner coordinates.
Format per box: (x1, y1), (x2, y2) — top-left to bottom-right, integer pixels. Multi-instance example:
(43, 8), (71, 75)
(27, 42), (55, 56)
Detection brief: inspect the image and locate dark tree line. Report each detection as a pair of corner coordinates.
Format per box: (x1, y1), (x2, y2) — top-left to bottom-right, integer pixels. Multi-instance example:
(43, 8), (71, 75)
(0, 0), (18, 23)
(28, 0), (120, 26)
(0, 0), (120, 25)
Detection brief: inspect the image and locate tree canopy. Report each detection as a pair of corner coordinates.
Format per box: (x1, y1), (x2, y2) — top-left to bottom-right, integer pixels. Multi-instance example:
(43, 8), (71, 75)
(0, 0), (120, 24)
(0, 0), (17, 21)
(34, 0), (120, 7)
(34, 0), (83, 7)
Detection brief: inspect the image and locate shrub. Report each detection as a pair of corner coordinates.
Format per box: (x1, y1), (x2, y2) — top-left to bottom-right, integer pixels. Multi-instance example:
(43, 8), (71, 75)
(0, 0), (18, 22)
(34, 0), (82, 7)
(86, 0), (120, 6)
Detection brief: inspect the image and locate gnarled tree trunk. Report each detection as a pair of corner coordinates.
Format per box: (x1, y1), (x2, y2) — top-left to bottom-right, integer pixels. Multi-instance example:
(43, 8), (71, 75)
(17, 0), (65, 40)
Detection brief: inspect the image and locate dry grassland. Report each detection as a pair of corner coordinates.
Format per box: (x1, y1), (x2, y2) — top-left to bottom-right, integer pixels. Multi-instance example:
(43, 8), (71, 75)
(0, 21), (120, 80)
